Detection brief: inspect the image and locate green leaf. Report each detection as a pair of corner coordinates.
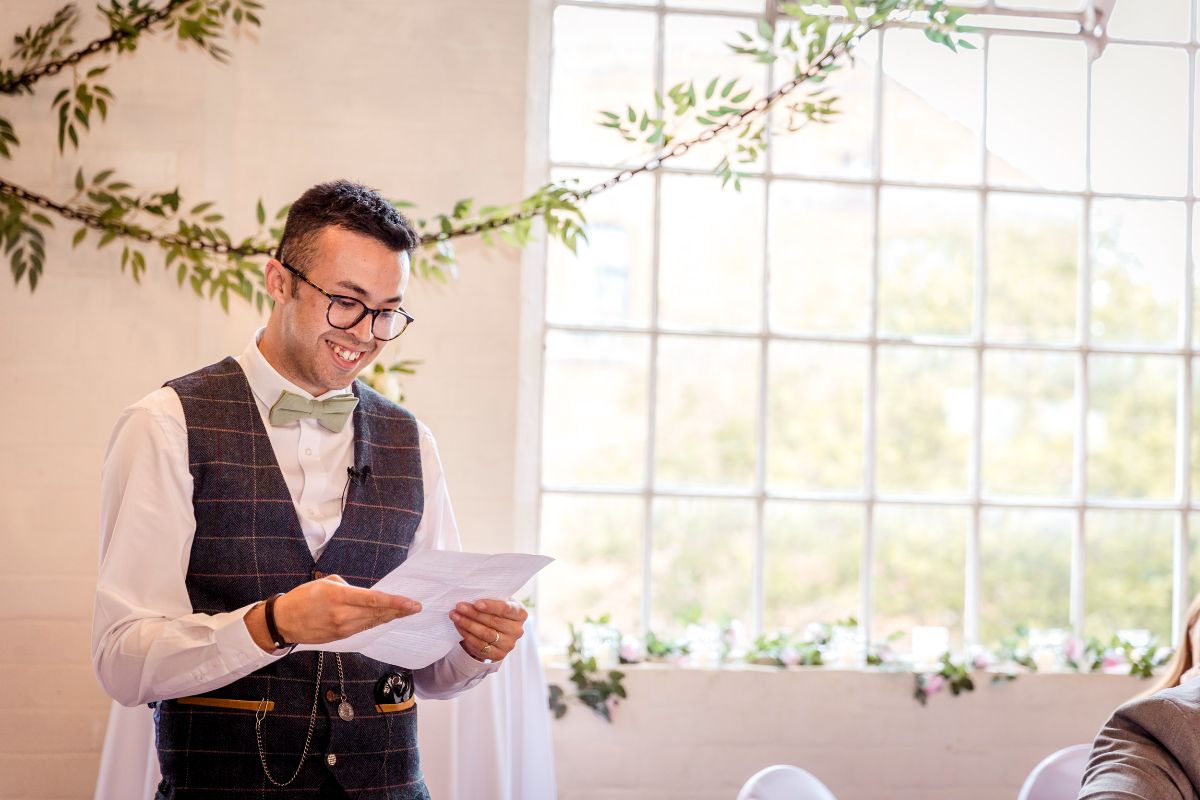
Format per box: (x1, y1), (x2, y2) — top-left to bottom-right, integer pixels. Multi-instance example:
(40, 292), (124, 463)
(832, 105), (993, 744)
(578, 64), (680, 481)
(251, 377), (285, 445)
(74, 168), (84, 191)
(704, 77), (718, 100)
(72, 228), (87, 248)
(256, 199), (265, 225)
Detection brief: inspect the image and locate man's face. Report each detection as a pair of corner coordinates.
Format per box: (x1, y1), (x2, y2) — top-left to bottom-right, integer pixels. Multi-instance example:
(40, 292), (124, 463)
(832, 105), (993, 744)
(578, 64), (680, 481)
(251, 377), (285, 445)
(266, 225), (410, 396)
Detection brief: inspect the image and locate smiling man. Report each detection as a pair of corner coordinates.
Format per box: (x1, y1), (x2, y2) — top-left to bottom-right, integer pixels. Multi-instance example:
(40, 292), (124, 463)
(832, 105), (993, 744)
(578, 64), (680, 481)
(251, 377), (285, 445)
(91, 180), (527, 799)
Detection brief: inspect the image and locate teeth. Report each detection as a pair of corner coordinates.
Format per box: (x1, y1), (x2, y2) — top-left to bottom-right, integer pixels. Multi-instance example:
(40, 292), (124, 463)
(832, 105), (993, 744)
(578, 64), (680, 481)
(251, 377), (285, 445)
(331, 343), (362, 362)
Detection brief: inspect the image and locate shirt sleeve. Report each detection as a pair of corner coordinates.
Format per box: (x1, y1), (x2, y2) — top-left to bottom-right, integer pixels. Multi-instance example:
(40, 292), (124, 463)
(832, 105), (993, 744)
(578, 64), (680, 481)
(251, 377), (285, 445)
(409, 421), (500, 700)
(1077, 695), (1194, 800)
(90, 388), (283, 707)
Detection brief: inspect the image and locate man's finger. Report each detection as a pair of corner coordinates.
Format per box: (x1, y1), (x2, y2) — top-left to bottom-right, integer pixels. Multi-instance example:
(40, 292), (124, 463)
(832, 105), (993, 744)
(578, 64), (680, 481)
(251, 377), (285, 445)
(346, 585), (421, 613)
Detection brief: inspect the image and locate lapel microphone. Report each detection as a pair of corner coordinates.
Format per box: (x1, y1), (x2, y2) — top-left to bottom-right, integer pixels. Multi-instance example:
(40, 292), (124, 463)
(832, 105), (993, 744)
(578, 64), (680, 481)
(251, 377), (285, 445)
(347, 464), (372, 486)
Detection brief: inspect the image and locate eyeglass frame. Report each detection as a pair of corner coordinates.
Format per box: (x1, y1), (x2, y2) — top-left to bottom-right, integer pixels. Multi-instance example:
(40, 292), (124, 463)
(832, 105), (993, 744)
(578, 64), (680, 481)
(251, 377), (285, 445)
(278, 260), (415, 341)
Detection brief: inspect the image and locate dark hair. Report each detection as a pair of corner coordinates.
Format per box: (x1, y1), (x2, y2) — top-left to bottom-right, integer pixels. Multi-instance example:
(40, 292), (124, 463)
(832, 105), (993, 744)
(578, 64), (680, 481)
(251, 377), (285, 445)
(275, 180), (418, 295)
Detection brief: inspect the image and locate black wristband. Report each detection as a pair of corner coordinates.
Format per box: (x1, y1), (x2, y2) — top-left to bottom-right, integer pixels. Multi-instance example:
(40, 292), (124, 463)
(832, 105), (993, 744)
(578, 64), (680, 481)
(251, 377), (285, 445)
(264, 592), (291, 649)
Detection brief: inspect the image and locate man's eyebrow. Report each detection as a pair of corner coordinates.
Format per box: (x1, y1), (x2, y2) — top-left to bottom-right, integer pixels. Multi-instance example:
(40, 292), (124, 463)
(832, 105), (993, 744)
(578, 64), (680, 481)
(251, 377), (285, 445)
(334, 280), (403, 306)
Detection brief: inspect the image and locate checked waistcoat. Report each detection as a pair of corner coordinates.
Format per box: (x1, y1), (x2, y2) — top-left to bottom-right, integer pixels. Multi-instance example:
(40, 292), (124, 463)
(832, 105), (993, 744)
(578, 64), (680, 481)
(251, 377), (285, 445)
(155, 357), (429, 799)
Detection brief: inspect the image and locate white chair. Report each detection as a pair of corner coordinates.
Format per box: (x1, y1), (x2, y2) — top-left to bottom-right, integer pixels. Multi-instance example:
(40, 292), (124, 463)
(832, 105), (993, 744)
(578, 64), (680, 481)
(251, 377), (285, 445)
(1017, 743), (1093, 800)
(737, 765), (838, 800)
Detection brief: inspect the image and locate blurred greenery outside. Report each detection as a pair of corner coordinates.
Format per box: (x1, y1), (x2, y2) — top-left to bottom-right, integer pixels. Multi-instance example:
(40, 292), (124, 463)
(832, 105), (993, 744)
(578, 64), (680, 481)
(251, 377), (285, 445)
(538, 3), (1197, 656)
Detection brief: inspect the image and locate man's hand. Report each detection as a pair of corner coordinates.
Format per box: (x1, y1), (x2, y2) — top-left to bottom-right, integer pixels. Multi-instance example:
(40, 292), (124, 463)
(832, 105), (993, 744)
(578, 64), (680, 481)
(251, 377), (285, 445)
(450, 598), (528, 662)
(246, 575), (421, 652)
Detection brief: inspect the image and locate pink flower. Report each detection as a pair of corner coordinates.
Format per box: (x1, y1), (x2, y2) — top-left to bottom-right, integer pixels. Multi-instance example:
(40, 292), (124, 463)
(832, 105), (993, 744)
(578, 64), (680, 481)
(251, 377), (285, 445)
(604, 696), (620, 716)
(923, 674), (947, 695)
(619, 640), (644, 663)
(972, 653), (990, 670)
(780, 647), (800, 667)
(1064, 637), (1081, 661)
(1102, 653), (1126, 672)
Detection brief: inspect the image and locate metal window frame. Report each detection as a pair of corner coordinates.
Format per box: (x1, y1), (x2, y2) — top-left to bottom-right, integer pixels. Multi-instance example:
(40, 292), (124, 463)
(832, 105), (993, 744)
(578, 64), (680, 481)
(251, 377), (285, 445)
(535, 0), (1200, 650)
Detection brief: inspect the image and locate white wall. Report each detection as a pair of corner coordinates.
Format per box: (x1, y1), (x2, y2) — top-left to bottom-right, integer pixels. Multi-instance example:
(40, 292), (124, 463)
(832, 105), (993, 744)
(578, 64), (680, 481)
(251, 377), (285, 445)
(545, 665), (1139, 800)
(0, 2), (530, 796)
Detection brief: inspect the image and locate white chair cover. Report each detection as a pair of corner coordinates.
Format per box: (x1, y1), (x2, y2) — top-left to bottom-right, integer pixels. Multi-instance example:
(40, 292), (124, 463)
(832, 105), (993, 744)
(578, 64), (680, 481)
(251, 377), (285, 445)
(736, 765), (839, 800)
(1017, 743), (1092, 800)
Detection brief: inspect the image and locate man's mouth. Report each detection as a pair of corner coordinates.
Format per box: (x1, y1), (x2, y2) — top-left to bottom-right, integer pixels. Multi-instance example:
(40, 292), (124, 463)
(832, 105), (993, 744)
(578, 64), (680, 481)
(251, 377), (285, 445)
(327, 341), (365, 365)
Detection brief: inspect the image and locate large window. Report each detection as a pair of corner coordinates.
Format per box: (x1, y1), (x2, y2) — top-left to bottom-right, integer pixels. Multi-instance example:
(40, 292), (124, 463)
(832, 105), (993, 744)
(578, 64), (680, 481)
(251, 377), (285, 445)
(536, 0), (1198, 654)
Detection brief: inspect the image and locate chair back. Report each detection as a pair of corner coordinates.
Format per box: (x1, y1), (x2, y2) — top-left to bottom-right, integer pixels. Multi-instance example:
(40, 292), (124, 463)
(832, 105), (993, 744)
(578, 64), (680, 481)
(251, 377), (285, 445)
(1017, 743), (1093, 800)
(736, 764), (838, 800)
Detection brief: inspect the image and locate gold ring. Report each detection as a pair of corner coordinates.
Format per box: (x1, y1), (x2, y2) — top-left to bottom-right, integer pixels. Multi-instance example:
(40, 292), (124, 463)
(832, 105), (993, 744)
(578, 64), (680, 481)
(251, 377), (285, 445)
(482, 643), (493, 656)
(490, 631), (501, 645)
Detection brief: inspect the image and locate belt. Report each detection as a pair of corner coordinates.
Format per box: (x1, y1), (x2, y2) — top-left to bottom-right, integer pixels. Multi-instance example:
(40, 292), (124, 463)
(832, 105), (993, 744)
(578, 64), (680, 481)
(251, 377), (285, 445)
(175, 696), (416, 713)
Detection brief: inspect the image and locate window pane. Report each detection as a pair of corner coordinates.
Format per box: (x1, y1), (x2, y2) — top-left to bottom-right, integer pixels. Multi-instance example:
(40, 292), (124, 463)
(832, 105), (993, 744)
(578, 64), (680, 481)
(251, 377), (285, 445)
(550, 7), (656, 167)
(1091, 199), (1185, 346)
(542, 331), (649, 486)
(767, 342), (865, 492)
(1092, 45), (1188, 196)
(986, 192), (1080, 344)
(663, 13), (769, 174)
(772, 31), (878, 180)
(547, 167), (653, 327)
(1105, 0), (1190, 43)
(881, 27), (983, 185)
(877, 346), (973, 494)
(1193, 362), (1200, 501)
(874, 505), (968, 652)
(879, 188), (977, 337)
(1085, 510), (1174, 642)
(980, 508), (1073, 646)
(666, 0), (762, 10)
(983, 351), (1075, 497)
(659, 174), (765, 331)
(987, 36), (1086, 191)
(996, 0), (1082, 9)
(768, 181), (872, 335)
(539, 494), (644, 643)
(764, 502), (862, 631)
(651, 498), (754, 633)
(1188, 513), (1200, 604)
(655, 335), (759, 488)
(1088, 354), (1178, 500)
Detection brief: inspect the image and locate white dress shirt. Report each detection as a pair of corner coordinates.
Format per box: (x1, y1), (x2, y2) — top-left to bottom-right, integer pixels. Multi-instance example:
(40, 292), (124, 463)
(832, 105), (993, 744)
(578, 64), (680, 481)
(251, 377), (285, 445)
(91, 330), (498, 707)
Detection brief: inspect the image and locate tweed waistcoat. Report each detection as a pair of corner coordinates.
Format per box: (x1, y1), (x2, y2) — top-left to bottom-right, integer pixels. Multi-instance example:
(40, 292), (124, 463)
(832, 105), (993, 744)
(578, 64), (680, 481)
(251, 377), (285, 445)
(155, 357), (430, 800)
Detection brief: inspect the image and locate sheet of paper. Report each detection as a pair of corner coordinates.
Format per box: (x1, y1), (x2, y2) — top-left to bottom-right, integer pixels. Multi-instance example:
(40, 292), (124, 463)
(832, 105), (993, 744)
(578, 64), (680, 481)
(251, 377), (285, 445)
(294, 550), (554, 669)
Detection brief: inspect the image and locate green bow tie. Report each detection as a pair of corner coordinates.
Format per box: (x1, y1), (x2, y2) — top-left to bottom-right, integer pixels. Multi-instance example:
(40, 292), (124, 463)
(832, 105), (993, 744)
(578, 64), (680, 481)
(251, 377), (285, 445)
(268, 390), (359, 433)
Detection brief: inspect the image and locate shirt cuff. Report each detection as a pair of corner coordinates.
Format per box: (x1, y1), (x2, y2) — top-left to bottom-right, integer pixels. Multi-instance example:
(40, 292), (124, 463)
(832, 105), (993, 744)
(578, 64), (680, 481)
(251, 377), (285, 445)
(214, 601), (288, 671)
(447, 640), (503, 677)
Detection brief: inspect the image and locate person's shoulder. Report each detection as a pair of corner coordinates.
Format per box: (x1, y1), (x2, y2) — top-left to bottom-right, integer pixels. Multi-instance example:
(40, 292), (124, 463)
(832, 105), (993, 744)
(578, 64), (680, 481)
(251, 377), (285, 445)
(123, 385), (184, 425)
(1111, 681), (1200, 738)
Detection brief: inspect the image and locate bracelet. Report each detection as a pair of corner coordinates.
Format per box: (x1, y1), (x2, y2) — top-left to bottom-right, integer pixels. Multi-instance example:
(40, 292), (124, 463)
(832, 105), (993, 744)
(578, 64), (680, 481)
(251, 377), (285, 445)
(263, 593), (291, 649)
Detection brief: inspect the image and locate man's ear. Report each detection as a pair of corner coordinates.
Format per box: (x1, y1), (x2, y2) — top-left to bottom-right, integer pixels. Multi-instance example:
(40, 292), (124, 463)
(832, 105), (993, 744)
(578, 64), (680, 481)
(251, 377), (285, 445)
(263, 259), (291, 304)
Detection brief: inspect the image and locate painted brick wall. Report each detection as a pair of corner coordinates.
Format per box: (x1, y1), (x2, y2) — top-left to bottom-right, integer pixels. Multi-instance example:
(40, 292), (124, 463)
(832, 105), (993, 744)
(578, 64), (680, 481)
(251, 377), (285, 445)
(0, 2), (530, 797)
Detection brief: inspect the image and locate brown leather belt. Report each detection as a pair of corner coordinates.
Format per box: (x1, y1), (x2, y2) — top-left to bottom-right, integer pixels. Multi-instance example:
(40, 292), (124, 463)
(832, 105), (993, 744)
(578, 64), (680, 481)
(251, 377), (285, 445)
(176, 697), (274, 712)
(176, 696), (416, 713)
(374, 698), (416, 713)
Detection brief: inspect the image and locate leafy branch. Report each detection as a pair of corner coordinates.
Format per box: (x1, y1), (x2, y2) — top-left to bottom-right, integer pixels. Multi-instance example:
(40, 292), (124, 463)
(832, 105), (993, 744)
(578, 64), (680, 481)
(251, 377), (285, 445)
(598, 0), (976, 190)
(547, 618), (627, 722)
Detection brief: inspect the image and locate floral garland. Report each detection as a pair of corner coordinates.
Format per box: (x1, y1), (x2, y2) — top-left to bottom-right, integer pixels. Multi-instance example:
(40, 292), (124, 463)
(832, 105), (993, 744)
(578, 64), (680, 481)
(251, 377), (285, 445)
(548, 618), (1175, 720)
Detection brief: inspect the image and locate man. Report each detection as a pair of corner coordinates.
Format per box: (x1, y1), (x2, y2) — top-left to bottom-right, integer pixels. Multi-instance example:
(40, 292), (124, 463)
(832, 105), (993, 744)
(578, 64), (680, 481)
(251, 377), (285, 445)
(1078, 680), (1200, 799)
(91, 179), (527, 799)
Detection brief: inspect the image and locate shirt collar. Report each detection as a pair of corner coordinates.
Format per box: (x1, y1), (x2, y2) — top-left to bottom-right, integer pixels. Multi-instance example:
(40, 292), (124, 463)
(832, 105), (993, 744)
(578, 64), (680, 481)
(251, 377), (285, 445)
(238, 327), (354, 409)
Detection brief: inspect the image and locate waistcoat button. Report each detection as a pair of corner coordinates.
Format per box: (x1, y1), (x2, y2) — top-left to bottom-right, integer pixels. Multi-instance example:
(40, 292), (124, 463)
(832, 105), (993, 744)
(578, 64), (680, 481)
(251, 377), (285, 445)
(325, 689), (338, 702)
(326, 753), (337, 767)
(312, 570), (325, 580)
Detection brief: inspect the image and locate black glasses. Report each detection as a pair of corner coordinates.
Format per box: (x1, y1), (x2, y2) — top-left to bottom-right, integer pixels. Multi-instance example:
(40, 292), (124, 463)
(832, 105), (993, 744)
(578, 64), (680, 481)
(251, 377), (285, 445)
(280, 261), (414, 341)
